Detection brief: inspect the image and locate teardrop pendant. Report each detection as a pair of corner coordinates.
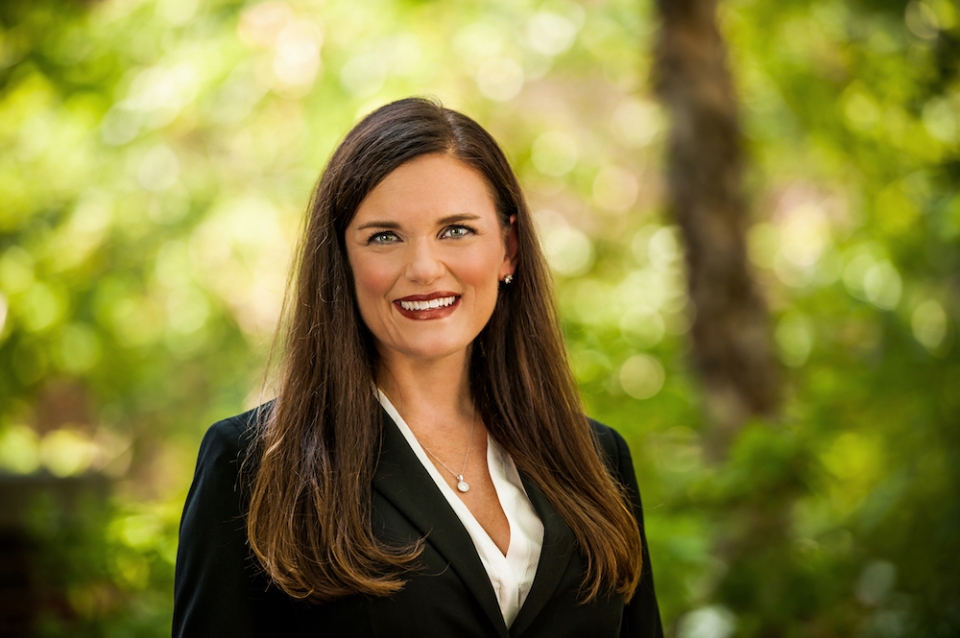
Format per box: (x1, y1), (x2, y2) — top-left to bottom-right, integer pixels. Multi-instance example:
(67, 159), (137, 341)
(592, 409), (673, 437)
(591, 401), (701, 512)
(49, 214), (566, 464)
(456, 476), (469, 493)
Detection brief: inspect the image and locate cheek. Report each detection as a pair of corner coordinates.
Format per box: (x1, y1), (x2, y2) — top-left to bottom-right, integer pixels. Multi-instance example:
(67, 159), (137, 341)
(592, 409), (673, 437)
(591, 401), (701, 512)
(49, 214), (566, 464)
(466, 247), (506, 284)
(349, 254), (395, 305)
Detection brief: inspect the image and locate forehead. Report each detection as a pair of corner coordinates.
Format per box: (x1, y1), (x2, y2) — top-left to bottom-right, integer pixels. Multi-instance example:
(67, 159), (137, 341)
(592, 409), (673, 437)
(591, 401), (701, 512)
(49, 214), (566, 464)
(350, 154), (498, 224)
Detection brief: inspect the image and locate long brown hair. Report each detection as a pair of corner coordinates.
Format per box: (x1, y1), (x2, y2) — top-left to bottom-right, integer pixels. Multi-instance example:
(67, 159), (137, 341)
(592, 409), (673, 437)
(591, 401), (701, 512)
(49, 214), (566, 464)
(247, 97), (642, 602)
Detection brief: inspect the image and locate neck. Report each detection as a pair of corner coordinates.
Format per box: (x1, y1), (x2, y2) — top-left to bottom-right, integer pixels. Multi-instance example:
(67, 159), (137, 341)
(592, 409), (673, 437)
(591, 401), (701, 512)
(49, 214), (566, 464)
(376, 349), (473, 432)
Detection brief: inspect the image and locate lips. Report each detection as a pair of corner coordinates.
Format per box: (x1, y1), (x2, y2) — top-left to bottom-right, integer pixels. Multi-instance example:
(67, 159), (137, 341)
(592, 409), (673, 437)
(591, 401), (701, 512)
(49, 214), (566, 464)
(394, 293), (461, 320)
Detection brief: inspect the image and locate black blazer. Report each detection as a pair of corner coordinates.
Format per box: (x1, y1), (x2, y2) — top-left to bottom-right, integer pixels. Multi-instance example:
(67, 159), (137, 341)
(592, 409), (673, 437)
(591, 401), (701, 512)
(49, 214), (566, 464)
(173, 406), (663, 637)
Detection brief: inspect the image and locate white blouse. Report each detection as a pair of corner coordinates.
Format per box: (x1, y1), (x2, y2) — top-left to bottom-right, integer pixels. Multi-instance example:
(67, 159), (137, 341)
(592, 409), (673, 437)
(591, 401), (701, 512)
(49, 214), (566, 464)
(378, 391), (544, 627)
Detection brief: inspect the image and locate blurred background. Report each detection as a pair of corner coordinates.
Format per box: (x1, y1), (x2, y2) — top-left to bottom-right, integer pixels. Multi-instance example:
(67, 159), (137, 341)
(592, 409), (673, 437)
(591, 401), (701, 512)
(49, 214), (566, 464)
(0, 0), (958, 635)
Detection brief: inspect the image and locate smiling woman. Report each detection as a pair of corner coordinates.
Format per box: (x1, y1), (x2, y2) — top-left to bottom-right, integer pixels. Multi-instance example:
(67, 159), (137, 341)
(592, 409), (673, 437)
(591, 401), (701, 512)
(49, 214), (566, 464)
(345, 154), (516, 363)
(173, 98), (663, 638)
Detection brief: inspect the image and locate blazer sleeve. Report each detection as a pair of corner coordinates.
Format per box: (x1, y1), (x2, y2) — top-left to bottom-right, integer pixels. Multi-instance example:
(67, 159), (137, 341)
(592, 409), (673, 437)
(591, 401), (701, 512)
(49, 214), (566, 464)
(591, 422), (664, 638)
(172, 414), (293, 638)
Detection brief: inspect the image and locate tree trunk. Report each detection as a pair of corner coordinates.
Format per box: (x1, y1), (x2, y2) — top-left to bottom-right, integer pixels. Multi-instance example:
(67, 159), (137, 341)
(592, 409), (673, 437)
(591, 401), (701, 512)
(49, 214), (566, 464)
(653, 0), (779, 450)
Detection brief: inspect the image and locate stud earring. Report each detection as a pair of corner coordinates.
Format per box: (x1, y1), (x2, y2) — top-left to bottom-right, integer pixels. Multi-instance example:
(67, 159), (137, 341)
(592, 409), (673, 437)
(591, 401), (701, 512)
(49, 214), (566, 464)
(503, 274), (513, 285)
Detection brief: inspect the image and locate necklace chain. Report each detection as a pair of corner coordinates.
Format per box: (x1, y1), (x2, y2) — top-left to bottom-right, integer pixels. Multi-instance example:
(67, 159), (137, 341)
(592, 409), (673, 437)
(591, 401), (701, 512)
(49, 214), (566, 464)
(421, 408), (477, 493)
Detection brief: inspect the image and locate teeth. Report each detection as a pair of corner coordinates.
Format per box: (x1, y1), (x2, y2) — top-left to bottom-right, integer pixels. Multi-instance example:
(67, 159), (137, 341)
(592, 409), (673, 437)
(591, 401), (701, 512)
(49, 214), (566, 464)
(400, 296), (457, 311)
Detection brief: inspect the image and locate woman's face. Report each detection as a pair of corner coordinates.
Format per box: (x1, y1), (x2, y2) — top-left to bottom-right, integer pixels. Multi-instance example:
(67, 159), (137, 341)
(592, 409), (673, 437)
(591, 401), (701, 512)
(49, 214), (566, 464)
(344, 153), (516, 367)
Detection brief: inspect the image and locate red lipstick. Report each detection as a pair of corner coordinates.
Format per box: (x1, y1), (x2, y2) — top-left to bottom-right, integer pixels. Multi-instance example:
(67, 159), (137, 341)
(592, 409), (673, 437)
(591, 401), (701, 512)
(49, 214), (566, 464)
(394, 292), (461, 320)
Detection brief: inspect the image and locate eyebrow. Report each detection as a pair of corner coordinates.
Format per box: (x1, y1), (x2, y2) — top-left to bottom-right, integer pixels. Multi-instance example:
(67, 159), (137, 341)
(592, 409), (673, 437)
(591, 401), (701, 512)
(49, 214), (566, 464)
(355, 213), (482, 231)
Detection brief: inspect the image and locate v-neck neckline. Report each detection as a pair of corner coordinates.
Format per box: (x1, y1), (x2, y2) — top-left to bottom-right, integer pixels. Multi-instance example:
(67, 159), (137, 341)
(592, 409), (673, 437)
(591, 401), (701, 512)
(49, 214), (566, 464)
(378, 389), (515, 559)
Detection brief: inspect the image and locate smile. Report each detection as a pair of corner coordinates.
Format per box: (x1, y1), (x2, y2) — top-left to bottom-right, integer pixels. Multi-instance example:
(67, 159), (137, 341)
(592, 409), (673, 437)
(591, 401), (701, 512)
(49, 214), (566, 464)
(398, 296), (458, 311)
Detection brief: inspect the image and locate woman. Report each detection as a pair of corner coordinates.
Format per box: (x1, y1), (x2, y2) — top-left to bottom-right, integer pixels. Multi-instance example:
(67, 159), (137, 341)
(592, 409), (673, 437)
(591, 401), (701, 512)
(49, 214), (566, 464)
(174, 97), (662, 637)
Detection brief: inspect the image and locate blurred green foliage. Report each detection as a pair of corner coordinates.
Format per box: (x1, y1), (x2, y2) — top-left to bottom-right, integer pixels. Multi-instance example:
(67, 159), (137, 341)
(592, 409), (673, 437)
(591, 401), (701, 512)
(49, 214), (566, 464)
(0, 0), (957, 635)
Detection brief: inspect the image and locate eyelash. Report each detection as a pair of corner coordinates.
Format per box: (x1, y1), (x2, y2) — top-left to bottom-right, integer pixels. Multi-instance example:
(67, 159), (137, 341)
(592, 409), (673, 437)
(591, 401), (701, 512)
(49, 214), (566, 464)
(441, 224), (476, 239)
(365, 225), (476, 245)
(367, 231), (398, 245)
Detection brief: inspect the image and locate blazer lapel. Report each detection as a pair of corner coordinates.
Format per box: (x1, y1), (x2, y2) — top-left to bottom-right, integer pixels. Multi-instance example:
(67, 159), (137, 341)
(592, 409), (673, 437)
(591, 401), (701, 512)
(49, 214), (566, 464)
(508, 475), (576, 637)
(372, 409), (509, 638)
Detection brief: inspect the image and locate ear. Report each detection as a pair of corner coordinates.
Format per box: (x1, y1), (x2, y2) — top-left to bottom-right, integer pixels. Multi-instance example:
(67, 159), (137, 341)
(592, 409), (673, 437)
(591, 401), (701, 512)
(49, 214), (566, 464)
(500, 214), (519, 279)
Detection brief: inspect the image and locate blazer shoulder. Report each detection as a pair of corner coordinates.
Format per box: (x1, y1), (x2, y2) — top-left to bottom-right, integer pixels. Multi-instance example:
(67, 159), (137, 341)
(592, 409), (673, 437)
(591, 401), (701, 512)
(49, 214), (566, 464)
(198, 403), (270, 461)
(184, 402), (273, 507)
(587, 417), (631, 477)
(211, 402), (269, 442)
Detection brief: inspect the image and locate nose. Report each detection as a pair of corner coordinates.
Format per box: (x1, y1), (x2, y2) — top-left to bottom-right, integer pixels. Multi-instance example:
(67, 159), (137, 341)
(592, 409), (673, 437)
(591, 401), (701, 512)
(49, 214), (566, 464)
(405, 239), (444, 284)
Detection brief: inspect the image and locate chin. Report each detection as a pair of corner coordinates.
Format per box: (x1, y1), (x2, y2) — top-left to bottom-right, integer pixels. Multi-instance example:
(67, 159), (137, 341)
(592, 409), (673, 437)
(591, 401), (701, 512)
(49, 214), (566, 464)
(392, 338), (476, 363)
